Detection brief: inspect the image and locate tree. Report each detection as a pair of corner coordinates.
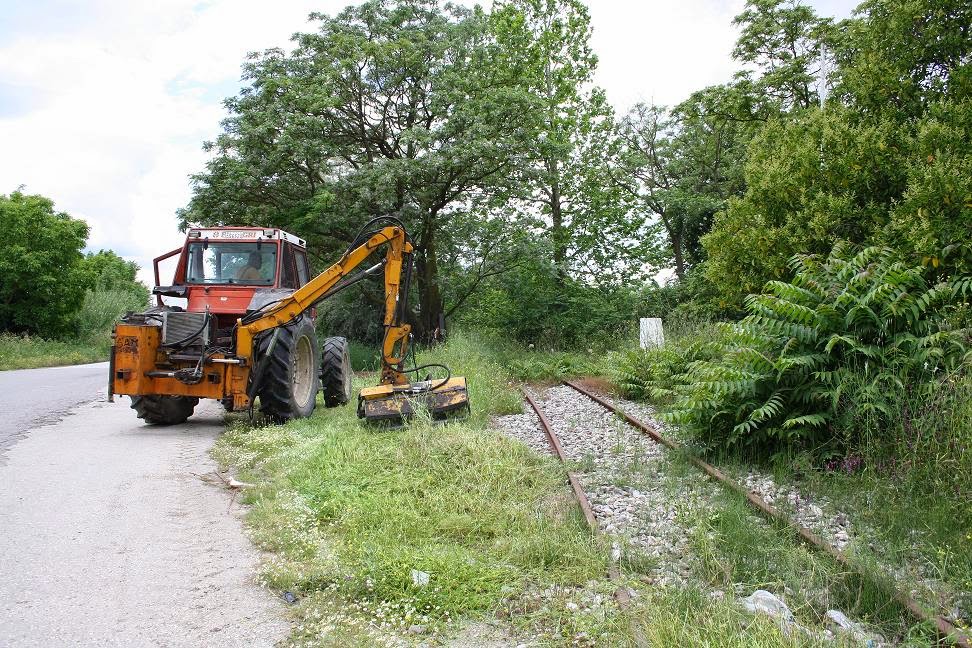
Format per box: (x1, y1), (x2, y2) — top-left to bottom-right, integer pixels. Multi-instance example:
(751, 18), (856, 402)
(80, 250), (148, 296)
(613, 84), (755, 280)
(0, 191), (90, 337)
(74, 251), (151, 342)
(180, 0), (529, 340)
(732, 0), (834, 111)
(834, 0), (972, 119)
(610, 1), (831, 286)
(490, 0), (645, 285)
(702, 0), (972, 310)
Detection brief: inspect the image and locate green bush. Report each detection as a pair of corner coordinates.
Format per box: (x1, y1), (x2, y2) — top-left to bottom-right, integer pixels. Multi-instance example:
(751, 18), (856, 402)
(614, 323), (725, 404)
(662, 245), (970, 451)
(0, 191), (90, 337)
(0, 333), (108, 370)
(459, 257), (641, 349)
(75, 288), (148, 342)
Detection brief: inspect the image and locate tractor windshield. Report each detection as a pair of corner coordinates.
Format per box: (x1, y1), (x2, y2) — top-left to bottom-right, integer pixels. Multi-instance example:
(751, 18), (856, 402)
(185, 242), (277, 285)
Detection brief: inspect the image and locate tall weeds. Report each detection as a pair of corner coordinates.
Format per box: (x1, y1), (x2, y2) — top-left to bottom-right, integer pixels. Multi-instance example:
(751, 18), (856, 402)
(620, 245), (971, 454)
(75, 288), (148, 344)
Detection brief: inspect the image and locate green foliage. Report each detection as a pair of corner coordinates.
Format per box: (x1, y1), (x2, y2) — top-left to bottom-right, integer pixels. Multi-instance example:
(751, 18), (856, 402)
(885, 99), (972, 269)
(667, 245), (970, 450)
(497, 348), (600, 383)
(74, 250), (150, 343)
(74, 288), (148, 343)
(490, 0), (647, 283)
(704, 0), (972, 311)
(615, 323), (726, 405)
(79, 250), (147, 296)
(834, 0), (972, 119)
(213, 332), (606, 637)
(180, 0), (543, 339)
(731, 0), (835, 111)
(633, 587), (822, 647)
(0, 191), (90, 337)
(346, 340), (381, 372)
(460, 256), (640, 348)
(614, 90), (753, 279)
(0, 333), (107, 370)
(703, 106), (905, 309)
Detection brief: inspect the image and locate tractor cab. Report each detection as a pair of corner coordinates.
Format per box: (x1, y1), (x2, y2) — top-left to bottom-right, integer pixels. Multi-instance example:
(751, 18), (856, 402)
(153, 227), (311, 321)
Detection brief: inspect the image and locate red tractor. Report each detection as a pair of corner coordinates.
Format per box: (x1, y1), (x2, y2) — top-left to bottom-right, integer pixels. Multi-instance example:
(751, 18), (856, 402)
(108, 218), (469, 424)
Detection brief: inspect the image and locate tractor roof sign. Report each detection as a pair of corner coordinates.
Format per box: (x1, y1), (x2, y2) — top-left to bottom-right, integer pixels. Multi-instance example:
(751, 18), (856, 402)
(187, 227), (306, 247)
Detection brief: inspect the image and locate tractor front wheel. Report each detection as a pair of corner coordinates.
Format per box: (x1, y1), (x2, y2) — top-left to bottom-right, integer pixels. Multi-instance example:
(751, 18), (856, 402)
(131, 395), (198, 425)
(255, 318), (320, 422)
(320, 336), (352, 407)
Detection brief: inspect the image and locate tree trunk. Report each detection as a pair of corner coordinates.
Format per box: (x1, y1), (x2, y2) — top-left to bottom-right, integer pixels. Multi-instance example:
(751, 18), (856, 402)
(672, 232), (686, 279)
(548, 157), (567, 284)
(544, 58), (568, 285)
(661, 211), (685, 280)
(414, 215), (444, 343)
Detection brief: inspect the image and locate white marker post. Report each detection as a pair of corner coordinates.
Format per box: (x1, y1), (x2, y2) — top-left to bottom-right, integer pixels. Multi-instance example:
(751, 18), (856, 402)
(640, 317), (664, 349)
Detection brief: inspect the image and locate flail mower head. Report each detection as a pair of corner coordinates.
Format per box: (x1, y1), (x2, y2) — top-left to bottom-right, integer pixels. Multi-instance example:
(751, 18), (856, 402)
(358, 377), (470, 423)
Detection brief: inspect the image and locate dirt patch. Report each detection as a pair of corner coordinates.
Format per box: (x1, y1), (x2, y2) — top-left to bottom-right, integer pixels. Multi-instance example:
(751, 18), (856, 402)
(569, 376), (617, 395)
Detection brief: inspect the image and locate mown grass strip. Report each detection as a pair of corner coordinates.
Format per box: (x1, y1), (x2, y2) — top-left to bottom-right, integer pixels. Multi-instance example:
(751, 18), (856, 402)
(214, 333), (632, 644)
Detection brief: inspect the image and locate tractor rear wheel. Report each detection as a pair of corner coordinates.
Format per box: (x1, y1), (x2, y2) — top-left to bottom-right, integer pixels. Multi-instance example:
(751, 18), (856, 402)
(255, 317), (320, 422)
(131, 395), (198, 425)
(320, 336), (352, 407)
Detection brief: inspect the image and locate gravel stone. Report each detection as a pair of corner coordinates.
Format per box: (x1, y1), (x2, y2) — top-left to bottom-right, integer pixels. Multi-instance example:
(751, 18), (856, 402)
(591, 389), (864, 555)
(495, 385), (720, 589)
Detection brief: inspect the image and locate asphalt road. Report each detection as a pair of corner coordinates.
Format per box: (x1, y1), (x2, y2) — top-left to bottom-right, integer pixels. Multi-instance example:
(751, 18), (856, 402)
(0, 363), (108, 466)
(0, 364), (288, 646)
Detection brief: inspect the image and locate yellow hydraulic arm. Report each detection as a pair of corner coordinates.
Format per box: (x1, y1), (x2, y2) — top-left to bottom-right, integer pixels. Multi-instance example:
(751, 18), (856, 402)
(236, 224), (413, 385)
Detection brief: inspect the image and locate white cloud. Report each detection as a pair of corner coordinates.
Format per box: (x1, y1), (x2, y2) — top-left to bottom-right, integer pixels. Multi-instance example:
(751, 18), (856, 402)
(590, 0), (747, 110)
(0, 0), (856, 288)
(0, 0), (340, 286)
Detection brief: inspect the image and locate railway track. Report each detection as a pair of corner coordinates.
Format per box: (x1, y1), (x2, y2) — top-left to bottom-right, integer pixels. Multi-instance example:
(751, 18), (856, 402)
(518, 380), (971, 648)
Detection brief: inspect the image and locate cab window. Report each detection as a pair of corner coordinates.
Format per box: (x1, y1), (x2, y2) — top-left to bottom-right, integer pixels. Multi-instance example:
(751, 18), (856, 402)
(280, 242), (298, 289)
(295, 250), (310, 286)
(185, 242), (277, 285)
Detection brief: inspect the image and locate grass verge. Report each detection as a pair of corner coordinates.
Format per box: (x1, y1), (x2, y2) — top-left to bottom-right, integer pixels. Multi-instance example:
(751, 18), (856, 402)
(215, 332), (626, 645)
(0, 333), (108, 370)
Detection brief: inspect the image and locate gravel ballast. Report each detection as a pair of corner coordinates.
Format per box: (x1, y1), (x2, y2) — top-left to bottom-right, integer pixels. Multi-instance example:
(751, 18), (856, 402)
(497, 385), (720, 588)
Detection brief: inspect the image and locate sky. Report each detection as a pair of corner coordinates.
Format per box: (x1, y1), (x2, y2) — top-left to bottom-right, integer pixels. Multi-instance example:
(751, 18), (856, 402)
(0, 0), (858, 287)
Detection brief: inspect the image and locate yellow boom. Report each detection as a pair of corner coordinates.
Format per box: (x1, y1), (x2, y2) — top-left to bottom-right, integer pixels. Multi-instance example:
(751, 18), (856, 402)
(237, 224), (469, 421)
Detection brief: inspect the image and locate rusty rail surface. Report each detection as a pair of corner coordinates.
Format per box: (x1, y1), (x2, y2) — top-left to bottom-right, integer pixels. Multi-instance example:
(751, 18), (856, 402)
(521, 389), (635, 611)
(563, 378), (972, 648)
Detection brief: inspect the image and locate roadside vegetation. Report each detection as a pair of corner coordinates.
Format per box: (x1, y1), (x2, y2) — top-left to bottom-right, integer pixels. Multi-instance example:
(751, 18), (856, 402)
(614, 250), (972, 635)
(215, 334), (628, 645)
(216, 335), (852, 646)
(0, 191), (148, 370)
(0, 334), (109, 371)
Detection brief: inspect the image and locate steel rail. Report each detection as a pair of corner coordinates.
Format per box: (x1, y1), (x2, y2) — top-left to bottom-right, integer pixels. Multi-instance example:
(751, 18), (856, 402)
(563, 378), (972, 648)
(521, 390), (634, 597)
(522, 388), (650, 648)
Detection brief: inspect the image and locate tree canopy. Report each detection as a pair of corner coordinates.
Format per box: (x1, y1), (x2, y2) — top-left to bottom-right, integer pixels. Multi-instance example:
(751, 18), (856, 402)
(176, 0), (972, 343)
(0, 191), (90, 337)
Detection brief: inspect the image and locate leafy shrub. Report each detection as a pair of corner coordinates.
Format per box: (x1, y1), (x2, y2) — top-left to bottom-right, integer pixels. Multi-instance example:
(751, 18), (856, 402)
(0, 333), (107, 370)
(346, 339), (381, 371)
(501, 350), (600, 382)
(459, 257), (641, 349)
(75, 288), (148, 342)
(666, 244), (970, 451)
(0, 191), (90, 337)
(614, 323), (726, 404)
